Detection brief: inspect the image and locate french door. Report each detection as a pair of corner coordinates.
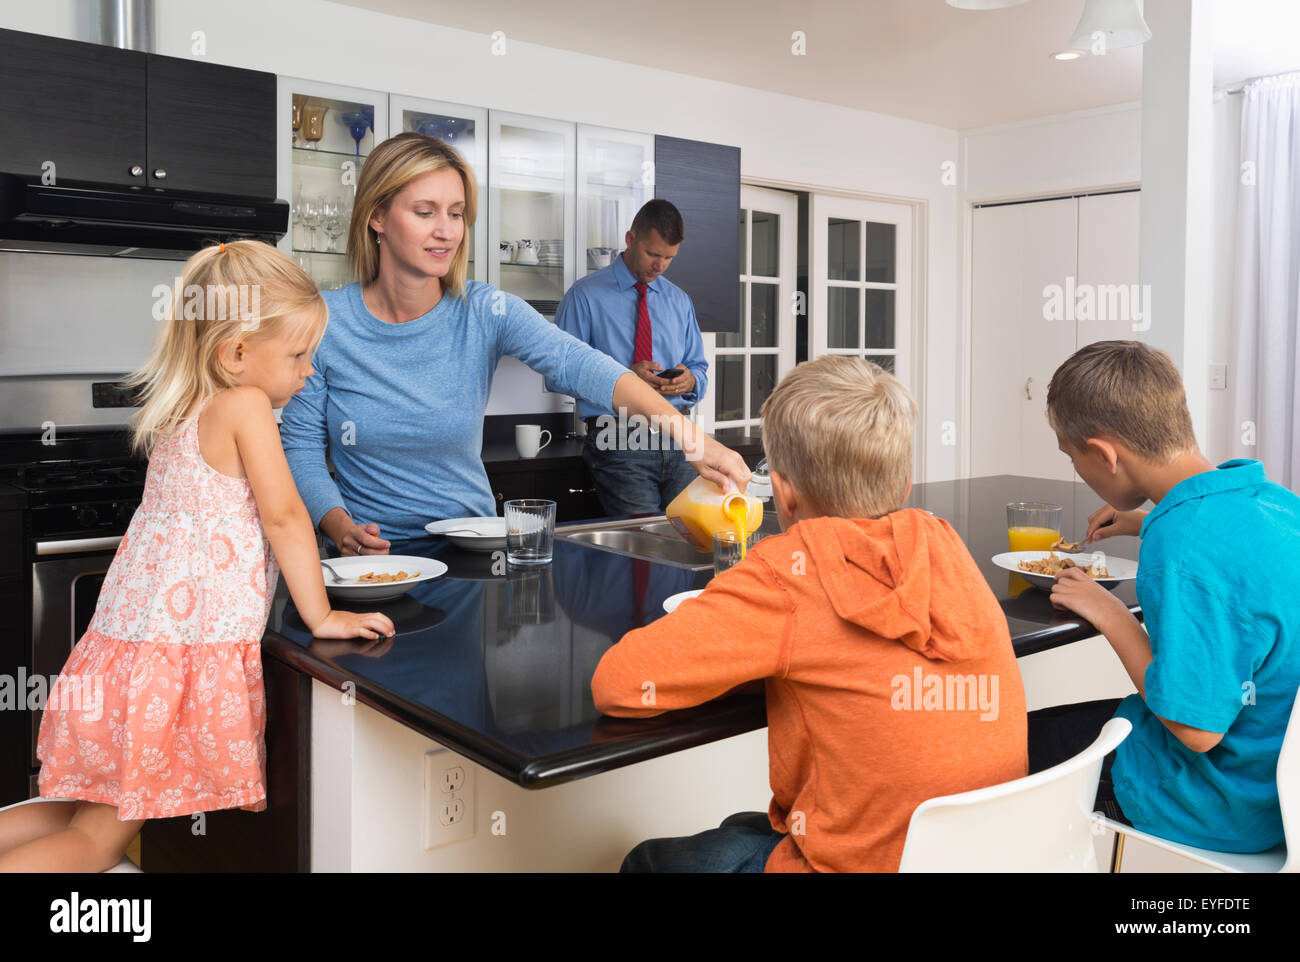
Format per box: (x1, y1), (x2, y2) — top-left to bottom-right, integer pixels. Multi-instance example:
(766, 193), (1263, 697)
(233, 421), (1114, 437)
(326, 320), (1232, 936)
(810, 194), (913, 388)
(699, 185), (798, 433)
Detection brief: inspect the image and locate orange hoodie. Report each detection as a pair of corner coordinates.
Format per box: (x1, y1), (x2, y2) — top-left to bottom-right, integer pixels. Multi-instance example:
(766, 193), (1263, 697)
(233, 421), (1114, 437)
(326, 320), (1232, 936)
(591, 509), (1027, 872)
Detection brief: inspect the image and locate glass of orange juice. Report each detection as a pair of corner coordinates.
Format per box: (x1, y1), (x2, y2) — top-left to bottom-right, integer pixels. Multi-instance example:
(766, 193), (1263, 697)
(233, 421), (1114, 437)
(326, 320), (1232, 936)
(1006, 502), (1063, 552)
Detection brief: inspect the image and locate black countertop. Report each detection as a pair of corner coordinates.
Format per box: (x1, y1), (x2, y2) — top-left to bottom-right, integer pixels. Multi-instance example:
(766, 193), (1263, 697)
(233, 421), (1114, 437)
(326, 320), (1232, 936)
(260, 475), (1141, 789)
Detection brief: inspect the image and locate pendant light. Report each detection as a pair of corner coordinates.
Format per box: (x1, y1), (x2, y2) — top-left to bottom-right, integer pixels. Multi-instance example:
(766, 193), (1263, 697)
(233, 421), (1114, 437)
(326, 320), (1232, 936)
(1070, 0), (1152, 51)
(946, 0), (1033, 8)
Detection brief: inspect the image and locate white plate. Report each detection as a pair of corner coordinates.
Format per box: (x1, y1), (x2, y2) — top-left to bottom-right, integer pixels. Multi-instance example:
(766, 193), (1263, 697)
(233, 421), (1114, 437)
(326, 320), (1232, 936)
(425, 517), (508, 553)
(662, 589), (705, 614)
(323, 556), (448, 601)
(992, 550), (1138, 591)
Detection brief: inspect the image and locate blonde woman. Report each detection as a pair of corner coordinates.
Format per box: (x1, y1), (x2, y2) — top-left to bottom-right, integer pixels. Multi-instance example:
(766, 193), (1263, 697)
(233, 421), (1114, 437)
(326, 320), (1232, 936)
(279, 132), (750, 555)
(0, 242), (393, 872)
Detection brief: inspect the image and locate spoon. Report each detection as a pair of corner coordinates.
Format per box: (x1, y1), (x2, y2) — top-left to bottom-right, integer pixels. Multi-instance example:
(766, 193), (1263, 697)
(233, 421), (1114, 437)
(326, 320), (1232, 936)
(320, 560), (358, 584)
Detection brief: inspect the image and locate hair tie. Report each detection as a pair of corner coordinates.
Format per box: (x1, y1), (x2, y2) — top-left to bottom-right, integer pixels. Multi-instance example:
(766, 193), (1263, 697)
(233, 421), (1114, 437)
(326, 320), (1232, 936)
(218, 243), (226, 253)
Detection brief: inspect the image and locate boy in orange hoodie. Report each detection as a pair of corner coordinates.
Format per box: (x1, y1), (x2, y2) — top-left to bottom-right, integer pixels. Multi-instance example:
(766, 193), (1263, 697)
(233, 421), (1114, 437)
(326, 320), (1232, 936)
(591, 356), (1028, 872)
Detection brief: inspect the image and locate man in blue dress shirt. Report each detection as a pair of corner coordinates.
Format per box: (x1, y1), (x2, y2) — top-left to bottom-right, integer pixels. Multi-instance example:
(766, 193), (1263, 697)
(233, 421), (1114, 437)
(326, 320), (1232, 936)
(548, 200), (710, 514)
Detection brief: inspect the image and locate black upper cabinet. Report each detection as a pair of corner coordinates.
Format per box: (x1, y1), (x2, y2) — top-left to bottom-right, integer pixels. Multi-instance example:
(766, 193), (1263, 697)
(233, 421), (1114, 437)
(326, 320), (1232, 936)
(0, 28), (148, 186)
(146, 54), (276, 197)
(655, 135), (742, 334)
(0, 27), (277, 199)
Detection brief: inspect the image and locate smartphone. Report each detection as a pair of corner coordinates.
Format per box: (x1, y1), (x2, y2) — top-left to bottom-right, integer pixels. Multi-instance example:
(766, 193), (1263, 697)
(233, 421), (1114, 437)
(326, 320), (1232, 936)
(658, 367), (685, 380)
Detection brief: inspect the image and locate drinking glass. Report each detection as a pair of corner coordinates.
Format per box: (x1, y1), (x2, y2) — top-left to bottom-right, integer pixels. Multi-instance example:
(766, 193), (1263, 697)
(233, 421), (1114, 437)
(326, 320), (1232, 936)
(291, 94), (306, 147)
(302, 104), (327, 149)
(339, 111), (369, 156)
(322, 198), (344, 253)
(505, 500), (556, 565)
(1006, 502), (1063, 552)
(300, 196), (323, 252)
(713, 530), (759, 577)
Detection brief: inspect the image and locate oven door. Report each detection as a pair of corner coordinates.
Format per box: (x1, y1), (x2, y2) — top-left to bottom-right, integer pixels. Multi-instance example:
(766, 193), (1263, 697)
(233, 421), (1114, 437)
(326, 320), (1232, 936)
(29, 536), (119, 773)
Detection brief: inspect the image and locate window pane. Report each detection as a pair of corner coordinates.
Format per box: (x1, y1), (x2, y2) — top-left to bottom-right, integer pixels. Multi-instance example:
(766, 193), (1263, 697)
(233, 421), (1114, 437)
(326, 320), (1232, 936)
(750, 283), (777, 347)
(715, 354), (745, 422)
(827, 218), (859, 281)
(827, 288), (859, 349)
(750, 355), (777, 420)
(719, 283), (745, 347)
(751, 211), (779, 277)
(865, 290), (895, 348)
(864, 222), (896, 283)
(865, 354), (896, 375)
(739, 209), (747, 274)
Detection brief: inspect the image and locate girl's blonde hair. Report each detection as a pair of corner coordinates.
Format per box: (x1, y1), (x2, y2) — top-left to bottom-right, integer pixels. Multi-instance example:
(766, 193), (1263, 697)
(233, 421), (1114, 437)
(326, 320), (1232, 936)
(760, 355), (917, 519)
(347, 132), (478, 297)
(124, 240), (327, 455)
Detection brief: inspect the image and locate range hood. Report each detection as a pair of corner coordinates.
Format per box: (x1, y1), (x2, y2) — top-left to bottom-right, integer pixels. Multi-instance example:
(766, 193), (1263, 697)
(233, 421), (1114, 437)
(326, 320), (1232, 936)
(0, 174), (289, 260)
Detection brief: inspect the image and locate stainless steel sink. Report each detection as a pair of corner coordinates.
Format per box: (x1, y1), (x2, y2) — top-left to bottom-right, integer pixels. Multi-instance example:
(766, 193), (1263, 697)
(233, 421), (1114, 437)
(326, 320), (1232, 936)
(556, 512), (781, 570)
(556, 516), (713, 570)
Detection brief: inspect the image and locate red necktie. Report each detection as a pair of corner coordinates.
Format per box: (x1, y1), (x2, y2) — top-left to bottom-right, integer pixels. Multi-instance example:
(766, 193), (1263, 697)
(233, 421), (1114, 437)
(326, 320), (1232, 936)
(633, 282), (653, 364)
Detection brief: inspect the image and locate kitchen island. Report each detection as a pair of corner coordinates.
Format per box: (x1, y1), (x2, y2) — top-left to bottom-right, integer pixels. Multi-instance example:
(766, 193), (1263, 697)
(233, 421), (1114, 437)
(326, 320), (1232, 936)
(141, 475), (1142, 872)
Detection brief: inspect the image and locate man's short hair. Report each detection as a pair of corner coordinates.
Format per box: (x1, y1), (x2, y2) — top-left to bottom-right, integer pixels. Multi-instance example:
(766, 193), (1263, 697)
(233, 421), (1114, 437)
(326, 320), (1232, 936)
(1046, 340), (1197, 462)
(630, 199), (684, 246)
(760, 355), (916, 519)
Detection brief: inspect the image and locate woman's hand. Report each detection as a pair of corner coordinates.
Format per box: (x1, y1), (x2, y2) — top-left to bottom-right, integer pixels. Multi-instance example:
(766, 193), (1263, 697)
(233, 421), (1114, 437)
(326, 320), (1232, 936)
(1085, 505), (1148, 543)
(321, 508), (391, 556)
(683, 431), (752, 494)
(312, 609), (395, 640)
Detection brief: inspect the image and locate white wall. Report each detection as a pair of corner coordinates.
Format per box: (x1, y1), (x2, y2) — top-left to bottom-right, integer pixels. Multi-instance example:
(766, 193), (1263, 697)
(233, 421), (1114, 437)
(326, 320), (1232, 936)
(0, 0), (962, 481)
(960, 98), (1240, 466)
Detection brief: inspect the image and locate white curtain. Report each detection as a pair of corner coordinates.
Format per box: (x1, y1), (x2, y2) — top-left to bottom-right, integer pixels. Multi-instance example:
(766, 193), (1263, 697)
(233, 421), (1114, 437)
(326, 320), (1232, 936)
(1231, 73), (1300, 489)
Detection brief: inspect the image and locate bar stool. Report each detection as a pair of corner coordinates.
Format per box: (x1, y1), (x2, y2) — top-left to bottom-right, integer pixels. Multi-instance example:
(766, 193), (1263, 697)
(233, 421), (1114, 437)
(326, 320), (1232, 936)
(0, 797), (141, 872)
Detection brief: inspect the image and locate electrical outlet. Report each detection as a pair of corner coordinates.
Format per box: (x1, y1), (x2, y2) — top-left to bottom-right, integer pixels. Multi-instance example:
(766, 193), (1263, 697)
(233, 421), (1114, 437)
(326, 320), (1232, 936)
(424, 749), (474, 850)
(441, 766), (465, 795)
(1209, 363), (1228, 391)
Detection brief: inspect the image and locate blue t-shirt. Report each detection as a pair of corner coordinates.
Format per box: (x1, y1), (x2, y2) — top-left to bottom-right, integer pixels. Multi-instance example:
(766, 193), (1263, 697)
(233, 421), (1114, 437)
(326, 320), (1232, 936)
(280, 282), (628, 542)
(1111, 459), (1300, 851)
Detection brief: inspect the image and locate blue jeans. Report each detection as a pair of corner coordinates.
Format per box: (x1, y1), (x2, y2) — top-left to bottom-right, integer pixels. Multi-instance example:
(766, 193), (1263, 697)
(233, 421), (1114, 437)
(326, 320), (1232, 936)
(582, 431), (698, 515)
(620, 812), (785, 873)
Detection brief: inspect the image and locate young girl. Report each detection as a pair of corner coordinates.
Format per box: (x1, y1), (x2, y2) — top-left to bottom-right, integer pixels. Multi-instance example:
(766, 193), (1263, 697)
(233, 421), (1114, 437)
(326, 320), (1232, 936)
(0, 241), (394, 873)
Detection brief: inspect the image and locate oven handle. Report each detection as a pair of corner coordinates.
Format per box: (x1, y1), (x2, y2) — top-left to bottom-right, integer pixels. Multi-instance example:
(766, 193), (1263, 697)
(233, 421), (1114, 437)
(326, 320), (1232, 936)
(35, 536), (123, 556)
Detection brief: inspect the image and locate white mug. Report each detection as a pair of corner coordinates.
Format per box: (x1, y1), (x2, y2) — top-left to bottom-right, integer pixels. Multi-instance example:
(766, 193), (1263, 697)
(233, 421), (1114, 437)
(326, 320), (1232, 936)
(515, 424), (552, 459)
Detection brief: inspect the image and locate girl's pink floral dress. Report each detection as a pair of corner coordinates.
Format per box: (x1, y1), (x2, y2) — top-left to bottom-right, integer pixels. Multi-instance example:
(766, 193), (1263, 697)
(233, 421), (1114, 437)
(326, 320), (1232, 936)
(37, 395), (279, 820)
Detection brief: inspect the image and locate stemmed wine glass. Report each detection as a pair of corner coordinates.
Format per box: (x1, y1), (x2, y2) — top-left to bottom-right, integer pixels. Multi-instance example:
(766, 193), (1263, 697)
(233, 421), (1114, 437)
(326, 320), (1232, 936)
(322, 198), (345, 253)
(300, 196), (323, 251)
(340, 111), (369, 156)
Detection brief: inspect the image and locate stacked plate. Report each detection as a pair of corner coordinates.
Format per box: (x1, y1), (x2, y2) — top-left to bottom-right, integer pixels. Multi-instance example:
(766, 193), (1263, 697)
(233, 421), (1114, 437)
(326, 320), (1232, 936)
(536, 239), (564, 267)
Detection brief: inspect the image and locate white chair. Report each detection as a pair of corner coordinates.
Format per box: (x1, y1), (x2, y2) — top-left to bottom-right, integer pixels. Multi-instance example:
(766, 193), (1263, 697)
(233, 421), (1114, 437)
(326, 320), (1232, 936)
(0, 797), (141, 873)
(1103, 686), (1299, 873)
(899, 717), (1131, 872)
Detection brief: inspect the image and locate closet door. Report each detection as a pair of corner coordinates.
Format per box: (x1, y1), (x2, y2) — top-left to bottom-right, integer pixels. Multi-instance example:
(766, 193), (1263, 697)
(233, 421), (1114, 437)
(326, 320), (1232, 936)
(1077, 191), (1142, 348)
(970, 198), (1077, 481)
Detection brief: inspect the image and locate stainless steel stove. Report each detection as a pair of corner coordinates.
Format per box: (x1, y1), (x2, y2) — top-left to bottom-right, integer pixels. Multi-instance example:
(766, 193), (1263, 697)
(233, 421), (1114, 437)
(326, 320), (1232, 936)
(0, 429), (145, 803)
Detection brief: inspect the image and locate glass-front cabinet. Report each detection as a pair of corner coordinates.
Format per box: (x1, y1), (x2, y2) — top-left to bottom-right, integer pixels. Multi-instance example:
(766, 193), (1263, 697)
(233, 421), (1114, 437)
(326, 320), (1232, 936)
(389, 95), (488, 281)
(276, 78), (389, 292)
(575, 125), (654, 280)
(488, 111), (576, 320)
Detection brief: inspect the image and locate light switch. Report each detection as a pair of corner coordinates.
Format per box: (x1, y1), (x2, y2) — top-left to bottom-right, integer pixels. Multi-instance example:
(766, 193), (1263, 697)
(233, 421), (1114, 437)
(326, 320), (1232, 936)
(1209, 363), (1228, 391)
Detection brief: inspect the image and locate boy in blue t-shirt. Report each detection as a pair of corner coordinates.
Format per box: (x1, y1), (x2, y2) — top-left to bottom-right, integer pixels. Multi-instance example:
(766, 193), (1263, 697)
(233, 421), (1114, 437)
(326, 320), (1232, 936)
(1031, 340), (1300, 852)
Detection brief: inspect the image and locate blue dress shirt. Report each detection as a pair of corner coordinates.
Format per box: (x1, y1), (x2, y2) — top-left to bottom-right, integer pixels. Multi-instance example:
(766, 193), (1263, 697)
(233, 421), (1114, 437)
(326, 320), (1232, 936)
(547, 253), (708, 418)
